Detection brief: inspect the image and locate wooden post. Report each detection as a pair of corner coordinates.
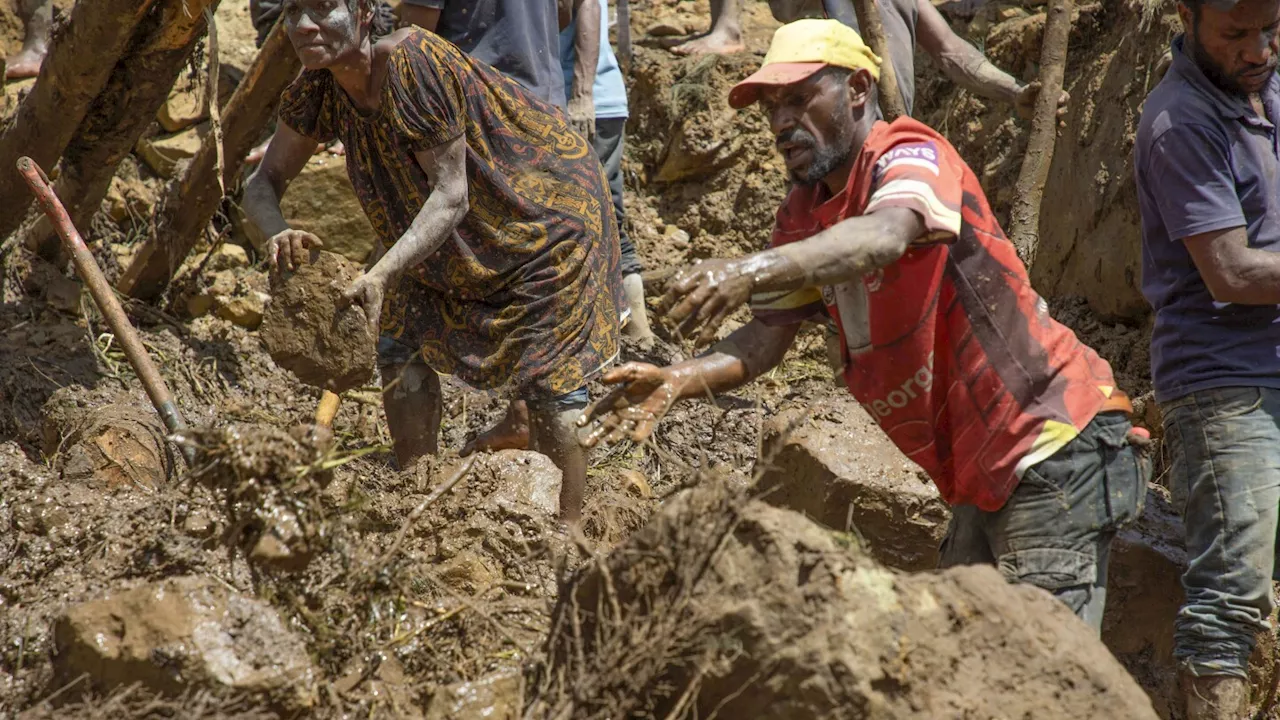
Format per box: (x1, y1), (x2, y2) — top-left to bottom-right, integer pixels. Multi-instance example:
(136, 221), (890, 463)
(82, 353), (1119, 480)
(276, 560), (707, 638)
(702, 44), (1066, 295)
(119, 19), (302, 300)
(1009, 0), (1073, 268)
(0, 0), (158, 239)
(19, 0), (221, 257)
(846, 0), (907, 121)
(616, 0), (632, 72)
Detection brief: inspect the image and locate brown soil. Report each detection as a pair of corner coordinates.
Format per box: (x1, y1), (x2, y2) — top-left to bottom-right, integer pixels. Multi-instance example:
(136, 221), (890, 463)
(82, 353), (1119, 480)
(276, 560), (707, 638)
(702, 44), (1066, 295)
(0, 0), (1231, 717)
(261, 250), (375, 394)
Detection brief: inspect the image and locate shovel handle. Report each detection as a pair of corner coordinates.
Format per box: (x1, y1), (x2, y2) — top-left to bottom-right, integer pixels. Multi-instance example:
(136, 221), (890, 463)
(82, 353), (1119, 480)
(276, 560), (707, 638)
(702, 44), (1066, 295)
(315, 390), (341, 428)
(16, 158), (193, 459)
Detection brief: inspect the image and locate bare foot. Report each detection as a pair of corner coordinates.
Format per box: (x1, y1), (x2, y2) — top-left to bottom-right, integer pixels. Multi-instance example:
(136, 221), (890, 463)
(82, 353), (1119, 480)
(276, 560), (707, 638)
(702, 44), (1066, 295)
(5, 48), (44, 80)
(328, 140), (345, 156)
(461, 400), (531, 456)
(671, 28), (744, 56)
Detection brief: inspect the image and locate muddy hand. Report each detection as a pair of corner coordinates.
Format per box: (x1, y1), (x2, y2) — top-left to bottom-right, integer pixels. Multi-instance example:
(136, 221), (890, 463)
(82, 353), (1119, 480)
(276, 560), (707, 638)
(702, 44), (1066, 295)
(568, 93), (596, 142)
(659, 258), (754, 347)
(268, 229), (324, 273)
(577, 362), (682, 448)
(1015, 81), (1070, 122)
(341, 270), (388, 337)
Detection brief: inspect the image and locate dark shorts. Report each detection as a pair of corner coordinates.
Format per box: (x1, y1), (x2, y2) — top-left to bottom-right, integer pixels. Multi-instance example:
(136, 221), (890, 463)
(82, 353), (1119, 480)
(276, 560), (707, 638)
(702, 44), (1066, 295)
(376, 336), (590, 410)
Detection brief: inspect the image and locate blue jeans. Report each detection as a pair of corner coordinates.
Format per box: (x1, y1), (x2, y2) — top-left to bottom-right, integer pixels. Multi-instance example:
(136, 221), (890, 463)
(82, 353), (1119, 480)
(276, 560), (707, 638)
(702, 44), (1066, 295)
(939, 411), (1149, 633)
(1162, 386), (1280, 679)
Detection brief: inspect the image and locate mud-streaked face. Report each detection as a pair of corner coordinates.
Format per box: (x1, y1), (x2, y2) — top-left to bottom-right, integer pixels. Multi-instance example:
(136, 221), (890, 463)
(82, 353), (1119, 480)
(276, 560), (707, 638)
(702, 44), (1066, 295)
(759, 68), (869, 186)
(1181, 0), (1280, 95)
(282, 0), (362, 70)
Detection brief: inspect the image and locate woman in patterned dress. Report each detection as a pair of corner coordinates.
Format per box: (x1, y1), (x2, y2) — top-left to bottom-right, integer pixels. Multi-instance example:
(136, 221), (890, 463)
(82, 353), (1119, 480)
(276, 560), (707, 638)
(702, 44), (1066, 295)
(243, 0), (622, 523)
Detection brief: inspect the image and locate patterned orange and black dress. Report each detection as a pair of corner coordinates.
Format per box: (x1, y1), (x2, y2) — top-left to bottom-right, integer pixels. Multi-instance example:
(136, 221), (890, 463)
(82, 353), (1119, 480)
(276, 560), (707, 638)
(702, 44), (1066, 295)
(277, 29), (621, 399)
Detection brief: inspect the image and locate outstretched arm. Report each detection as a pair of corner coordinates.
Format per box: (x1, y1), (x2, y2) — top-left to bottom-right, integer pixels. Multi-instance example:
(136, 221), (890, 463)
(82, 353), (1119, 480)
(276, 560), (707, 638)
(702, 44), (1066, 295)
(579, 319), (802, 447)
(663, 205), (924, 346)
(915, 0), (1066, 119)
(244, 122), (326, 270)
(343, 133), (469, 332)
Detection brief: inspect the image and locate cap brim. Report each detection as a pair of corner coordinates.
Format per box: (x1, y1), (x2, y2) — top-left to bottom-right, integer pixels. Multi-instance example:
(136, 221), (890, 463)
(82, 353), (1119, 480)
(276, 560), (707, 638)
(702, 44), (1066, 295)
(728, 62), (829, 109)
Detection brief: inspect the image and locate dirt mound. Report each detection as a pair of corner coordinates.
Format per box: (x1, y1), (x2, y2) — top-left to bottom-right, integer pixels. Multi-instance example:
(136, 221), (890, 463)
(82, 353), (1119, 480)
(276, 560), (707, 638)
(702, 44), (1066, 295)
(528, 479), (1159, 719)
(261, 250), (375, 394)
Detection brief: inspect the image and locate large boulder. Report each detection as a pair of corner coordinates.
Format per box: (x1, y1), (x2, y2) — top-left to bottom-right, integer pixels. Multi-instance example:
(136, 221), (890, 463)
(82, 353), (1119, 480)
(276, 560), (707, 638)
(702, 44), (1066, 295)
(240, 155), (379, 264)
(53, 576), (317, 707)
(529, 480), (1160, 719)
(757, 394), (951, 570)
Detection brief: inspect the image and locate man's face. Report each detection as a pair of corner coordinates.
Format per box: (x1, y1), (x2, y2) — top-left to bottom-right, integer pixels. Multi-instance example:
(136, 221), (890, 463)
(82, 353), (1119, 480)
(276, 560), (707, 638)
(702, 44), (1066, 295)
(1182, 0), (1280, 95)
(283, 0), (362, 70)
(759, 69), (862, 186)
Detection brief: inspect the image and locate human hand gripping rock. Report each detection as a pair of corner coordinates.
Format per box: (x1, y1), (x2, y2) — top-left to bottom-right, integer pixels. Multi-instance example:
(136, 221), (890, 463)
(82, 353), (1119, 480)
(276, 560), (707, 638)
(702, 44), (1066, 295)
(660, 257), (756, 348)
(341, 269), (389, 337)
(578, 362), (685, 448)
(268, 229), (325, 273)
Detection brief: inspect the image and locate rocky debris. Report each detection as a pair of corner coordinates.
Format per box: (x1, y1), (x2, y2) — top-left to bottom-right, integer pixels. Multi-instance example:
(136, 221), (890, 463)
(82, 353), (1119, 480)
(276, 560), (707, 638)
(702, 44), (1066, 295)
(425, 670), (521, 720)
(261, 250), (376, 394)
(156, 66), (238, 133)
(181, 422), (334, 571)
(758, 394), (950, 570)
(530, 480), (1160, 719)
(136, 123), (208, 178)
(646, 17), (688, 37)
(240, 154), (379, 263)
(184, 262), (271, 329)
(53, 576), (317, 706)
(207, 242), (250, 272)
(214, 290), (268, 329)
(186, 268), (237, 318)
(104, 174), (158, 224)
(41, 387), (174, 490)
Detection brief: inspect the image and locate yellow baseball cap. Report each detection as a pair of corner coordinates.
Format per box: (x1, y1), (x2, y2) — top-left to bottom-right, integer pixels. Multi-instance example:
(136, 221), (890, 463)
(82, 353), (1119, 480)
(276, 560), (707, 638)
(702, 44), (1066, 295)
(729, 18), (882, 110)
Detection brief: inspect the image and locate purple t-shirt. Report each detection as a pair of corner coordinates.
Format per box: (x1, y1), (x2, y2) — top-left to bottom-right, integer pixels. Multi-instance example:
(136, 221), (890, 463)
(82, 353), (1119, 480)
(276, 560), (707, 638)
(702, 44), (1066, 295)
(1135, 36), (1280, 403)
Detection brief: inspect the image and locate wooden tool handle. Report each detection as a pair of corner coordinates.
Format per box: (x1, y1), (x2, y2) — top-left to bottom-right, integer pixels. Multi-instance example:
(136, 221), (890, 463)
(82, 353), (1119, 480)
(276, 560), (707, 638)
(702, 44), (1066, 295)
(315, 390), (341, 429)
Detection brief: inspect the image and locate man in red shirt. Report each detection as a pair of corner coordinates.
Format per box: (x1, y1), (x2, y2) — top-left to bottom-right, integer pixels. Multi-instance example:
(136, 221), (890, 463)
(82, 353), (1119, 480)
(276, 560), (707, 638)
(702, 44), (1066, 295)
(580, 19), (1149, 632)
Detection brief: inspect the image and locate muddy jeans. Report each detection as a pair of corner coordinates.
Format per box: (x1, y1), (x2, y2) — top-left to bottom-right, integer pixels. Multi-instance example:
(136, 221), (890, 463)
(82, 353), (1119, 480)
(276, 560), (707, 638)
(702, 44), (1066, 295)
(1162, 386), (1280, 679)
(939, 411), (1149, 634)
(593, 117), (642, 277)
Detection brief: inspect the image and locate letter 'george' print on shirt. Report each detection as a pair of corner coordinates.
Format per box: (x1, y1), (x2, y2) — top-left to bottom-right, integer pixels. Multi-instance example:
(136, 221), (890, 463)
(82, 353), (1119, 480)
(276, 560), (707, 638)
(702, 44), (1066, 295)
(749, 118), (1118, 512)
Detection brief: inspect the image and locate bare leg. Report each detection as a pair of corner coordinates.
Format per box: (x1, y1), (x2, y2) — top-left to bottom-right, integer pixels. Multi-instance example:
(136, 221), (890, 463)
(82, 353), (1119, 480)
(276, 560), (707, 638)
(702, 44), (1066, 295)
(529, 404), (588, 525)
(672, 0), (744, 56)
(462, 399), (531, 455)
(381, 362), (442, 468)
(6, 0), (52, 80)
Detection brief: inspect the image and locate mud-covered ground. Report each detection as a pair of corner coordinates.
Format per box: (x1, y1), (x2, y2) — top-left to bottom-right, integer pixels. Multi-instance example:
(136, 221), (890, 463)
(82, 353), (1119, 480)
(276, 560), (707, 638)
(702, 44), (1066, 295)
(0, 0), (1232, 717)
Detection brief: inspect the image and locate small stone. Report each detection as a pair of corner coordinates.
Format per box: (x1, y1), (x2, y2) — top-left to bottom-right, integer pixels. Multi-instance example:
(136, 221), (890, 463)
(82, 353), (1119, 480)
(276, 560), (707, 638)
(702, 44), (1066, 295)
(620, 469), (653, 498)
(663, 225), (691, 250)
(136, 124), (207, 178)
(425, 670), (521, 720)
(484, 450), (563, 518)
(182, 509), (216, 538)
(215, 291), (268, 329)
(647, 17), (686, 37)
(187, 270), (238, 318)
(207, 243), (250, 272)
(999, 7), (1027, 20)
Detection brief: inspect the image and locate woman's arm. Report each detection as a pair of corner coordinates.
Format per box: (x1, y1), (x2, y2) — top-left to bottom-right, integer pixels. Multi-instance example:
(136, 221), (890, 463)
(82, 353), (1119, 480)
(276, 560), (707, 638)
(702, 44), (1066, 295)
(243, 123), (325, 270)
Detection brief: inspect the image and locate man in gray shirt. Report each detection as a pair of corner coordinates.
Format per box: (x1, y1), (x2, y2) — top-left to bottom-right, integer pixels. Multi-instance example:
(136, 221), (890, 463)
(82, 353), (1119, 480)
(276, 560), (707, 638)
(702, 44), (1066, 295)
(1135, 0), (1280, 717)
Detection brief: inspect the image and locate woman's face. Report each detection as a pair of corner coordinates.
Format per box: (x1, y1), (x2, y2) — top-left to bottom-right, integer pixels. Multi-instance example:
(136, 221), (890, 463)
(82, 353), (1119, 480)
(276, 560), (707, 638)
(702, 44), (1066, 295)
(282, 0), (362, 70)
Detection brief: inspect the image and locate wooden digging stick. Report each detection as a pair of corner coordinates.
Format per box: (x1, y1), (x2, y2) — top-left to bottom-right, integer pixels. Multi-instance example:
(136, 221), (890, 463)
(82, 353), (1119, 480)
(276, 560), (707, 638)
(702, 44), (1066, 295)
(845, 0), (907, 121)
(16, 156), (196, 466)
(315, 390), (341, 429)
(1009, 0), (1073, 268)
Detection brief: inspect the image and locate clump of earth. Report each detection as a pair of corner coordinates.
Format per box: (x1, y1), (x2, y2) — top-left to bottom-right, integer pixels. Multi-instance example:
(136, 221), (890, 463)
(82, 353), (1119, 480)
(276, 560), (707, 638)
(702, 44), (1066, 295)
(261, 250), (376, 394)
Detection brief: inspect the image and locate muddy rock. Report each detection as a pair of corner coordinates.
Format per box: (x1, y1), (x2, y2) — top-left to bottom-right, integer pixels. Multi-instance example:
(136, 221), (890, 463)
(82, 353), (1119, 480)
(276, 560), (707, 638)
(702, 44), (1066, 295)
(261, 250), (376, 394)
(253, 154), (379, 263)
(53, 576), (317, 706)
(186, 268), (237, 318)
(425, 670), (520, 720)
(533, 480), (1159, 718)
(208, 242), (250, 272)
(41, 388), (174, 490)
(758, 394), (950, 570)
(484, 450), (562, 517)
(136, 123), (207, 178)
(215, 289), (269, 329)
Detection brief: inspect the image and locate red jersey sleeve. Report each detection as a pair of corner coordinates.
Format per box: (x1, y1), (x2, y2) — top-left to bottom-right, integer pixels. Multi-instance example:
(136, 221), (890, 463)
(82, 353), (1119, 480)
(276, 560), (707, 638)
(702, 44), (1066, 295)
(863, 129), (965, 244)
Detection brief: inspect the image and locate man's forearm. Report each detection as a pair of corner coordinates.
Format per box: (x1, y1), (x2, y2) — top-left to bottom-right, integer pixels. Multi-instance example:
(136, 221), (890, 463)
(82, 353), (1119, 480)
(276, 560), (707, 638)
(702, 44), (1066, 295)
(572, 0), (601, 98)
(937, 43), (1021, 105)
(668, 320), (799, 399)
(743, 209), (919, 294)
